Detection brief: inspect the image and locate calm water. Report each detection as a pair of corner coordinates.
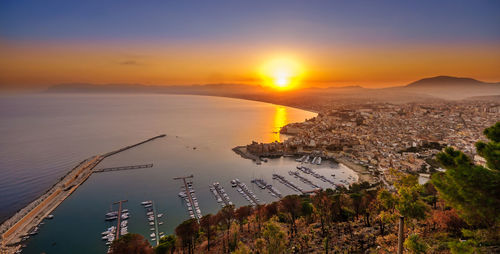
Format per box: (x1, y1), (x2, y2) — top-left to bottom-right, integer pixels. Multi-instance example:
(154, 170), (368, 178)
(0, 94), (357, 254)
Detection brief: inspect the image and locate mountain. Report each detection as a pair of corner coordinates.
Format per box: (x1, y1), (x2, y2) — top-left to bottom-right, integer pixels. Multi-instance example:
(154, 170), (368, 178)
(45, 76), (500, 104)
(401, 76), (500, 99)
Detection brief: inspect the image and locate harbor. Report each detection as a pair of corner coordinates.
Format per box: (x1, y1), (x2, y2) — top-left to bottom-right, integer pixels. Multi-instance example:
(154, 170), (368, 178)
(0, 135), (166, 254)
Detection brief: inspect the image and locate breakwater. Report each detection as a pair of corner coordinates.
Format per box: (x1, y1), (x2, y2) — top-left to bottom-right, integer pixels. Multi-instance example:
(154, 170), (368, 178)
(0, 134), (166, 254)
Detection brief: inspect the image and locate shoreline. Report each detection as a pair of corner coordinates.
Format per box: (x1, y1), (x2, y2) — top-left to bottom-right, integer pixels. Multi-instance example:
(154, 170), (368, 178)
(0, 134), (166, 254)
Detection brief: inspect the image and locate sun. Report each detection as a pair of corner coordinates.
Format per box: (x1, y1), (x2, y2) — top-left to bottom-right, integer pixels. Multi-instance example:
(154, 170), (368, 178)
(259, 57), (304, 90)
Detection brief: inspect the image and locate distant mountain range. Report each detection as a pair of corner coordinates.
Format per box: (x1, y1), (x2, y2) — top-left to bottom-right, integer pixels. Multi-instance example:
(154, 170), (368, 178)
(46, 76), (500, 103)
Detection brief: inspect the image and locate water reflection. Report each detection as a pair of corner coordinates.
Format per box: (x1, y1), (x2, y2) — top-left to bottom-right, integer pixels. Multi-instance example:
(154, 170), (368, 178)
(273, 106), (287, 142)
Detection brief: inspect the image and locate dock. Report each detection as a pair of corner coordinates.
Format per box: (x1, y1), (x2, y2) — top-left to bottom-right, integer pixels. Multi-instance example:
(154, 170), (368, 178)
(94, 164), (153, 173)
(272, 174), (304, 194)
(0, 134), (166, 254)
(232, 179), (260, 206)
(297, 166), (336, 186)
(210, 182), (232, 207)
(251, 179), (282, 198)
(175, 175), (202, 222)
(288, 171), (321, 189)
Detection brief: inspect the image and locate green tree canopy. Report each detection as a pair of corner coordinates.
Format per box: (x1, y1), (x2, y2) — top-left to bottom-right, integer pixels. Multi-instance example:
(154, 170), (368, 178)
(432, 122), (500, 227)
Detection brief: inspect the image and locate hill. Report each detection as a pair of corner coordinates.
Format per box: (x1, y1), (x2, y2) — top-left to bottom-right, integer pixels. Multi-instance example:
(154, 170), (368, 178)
(400, 76), (500, 99)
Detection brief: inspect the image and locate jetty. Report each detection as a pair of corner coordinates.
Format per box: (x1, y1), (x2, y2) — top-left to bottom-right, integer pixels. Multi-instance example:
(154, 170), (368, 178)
(251, 179), (282, 198)
(94, 164), (153, 173)
(288, 171), (321, 189)
(210, 182), (232, 207)
(297, 166), (336, 186)
(231, 179), (260, 206)
(0, 134), (166, 254)
(175, 175), (202, 222)
(272, 174), (304, 194)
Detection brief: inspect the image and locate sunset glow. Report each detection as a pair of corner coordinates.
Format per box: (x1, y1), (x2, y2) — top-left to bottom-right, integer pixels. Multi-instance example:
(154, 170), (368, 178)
(260, 58), (304, 90)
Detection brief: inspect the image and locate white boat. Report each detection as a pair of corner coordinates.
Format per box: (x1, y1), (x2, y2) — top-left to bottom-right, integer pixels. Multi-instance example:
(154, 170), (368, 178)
(157, 213), (163, 218)
(150, 233), (156, 238)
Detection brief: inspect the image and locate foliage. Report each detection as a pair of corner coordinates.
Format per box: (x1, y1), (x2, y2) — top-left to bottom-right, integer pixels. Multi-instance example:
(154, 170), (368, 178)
(433, 145), (500, 227)
(262, 218), (286, 254)
(404, 234), (428, 254)
(110, 233), (153, 254)
(232, 241), (252, 254)
(174, 218), (199, 254)
(155, 235), (176, 254)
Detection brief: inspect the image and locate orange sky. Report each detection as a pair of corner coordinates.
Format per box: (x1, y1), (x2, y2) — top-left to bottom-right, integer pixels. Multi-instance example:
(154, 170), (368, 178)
(1, 40), (500, 90)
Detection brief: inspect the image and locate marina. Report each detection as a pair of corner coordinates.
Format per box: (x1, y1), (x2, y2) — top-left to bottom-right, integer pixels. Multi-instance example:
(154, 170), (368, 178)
(231, 179), (260, 206)
(251, 178), (283, 198)
(272, 174), (304, 194)
(288, 171), (321, 189)
(210, 182), (233, 207)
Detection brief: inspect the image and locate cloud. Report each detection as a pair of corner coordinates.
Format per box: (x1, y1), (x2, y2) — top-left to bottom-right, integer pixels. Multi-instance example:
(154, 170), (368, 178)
(119, 60), (142, 66)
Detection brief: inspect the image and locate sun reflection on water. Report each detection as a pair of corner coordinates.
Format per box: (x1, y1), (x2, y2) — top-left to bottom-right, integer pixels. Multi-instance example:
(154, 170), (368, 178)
(273, 106), (287, 142)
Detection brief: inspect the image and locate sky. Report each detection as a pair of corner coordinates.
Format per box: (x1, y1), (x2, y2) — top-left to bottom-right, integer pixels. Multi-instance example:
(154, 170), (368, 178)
(1, 0), (499, 90)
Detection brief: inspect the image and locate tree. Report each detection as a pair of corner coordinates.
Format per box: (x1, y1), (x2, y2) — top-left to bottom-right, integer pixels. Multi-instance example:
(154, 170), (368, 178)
(395, 184), (428, 221)
(110, 233), (153, 254)
(262, 219), (286, 254)
(432, 122), (500, 227)
(235, 206), (253, 232)
(404, 234), (428, 254)
(199, 214), (215, 251)
(216, 204), (235, 251)
(155, 235), (176, 254)
(312, 190), (332, 236)
(279, 195), (302, 236)
(300, 200), (314, 224)
(175, 218), (199, 254)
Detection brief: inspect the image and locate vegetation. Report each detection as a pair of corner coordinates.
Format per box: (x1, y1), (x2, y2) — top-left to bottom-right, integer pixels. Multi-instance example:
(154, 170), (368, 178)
(112, 122), (500, 253)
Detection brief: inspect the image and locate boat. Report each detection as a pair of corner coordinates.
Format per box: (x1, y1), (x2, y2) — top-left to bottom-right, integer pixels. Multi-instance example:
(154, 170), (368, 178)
(157, 213), (163, 218)
(46, 214), (54, 219)
(141, 201), (152, 205)
(105, 216), (117, 221)
(150, 233), (156, 238)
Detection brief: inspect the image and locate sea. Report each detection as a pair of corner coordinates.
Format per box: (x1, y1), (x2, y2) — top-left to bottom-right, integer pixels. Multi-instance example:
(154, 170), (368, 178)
(0, 94), (358, 253)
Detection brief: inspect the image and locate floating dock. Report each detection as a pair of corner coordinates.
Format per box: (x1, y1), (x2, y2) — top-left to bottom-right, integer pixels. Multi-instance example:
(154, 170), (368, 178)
(288, 171), (321, 189)
(251, 179), (282, 198)
(210, 182), (232, 207)
(175, 175), (202, 222)
(272, 174), (304, 194)
(297, 166), (336, 186)
(231, 179), (260, 206)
